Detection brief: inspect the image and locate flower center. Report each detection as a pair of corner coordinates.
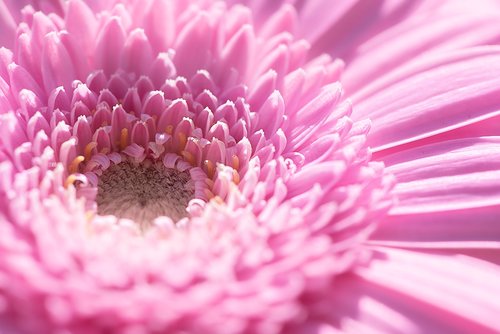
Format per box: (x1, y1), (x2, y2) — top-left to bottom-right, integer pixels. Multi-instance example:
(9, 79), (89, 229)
(95, 161), (194, 226)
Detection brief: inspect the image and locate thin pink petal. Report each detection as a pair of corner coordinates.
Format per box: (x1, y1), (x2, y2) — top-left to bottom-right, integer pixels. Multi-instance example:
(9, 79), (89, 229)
(122, 29), (154, 75)
(326, 248), (500, 333)
(173, 12), (213, 78)
(353, 47), (500, 151)
(384, 137), (500, 214)
(343, 1), (500, 93)
(65, 0), (97, 59)
(94, 17), (126, 75)
(219, 24), (254, 81)
(0, 2), (18, 49)
(372, 204), (500, 246)
(353, 248), (500, 333)
(41, 32), (76, 92)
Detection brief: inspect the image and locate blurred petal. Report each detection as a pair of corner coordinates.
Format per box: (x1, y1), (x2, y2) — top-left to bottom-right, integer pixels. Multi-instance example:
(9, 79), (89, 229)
(330, 248), (500, 334)
(385, 137), (500, 214)
(352, 47), (500, 151)
(343, 1), (500, 93)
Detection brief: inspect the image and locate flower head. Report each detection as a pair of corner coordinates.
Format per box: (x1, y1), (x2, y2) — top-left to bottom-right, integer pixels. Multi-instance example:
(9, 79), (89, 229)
(0, 1), (394, 332)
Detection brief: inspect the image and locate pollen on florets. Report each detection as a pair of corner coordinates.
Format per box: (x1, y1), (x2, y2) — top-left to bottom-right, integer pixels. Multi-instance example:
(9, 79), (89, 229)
(0, 2), (396, 333)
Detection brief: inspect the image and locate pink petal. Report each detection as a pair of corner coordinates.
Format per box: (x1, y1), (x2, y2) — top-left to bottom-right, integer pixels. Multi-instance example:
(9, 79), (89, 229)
(131, 121), (149, 148)
(0, 1), (18, 49)
(148, 53), (176, 88)
(352, 47), (500, 151)
(8, 63), (44, 102)
(258, 4), (296, 39)
(173, 12), (213, 78)
(351, 248), (500, 333)
(255, 90), (284, 137)
(65, 0), (97, 59)
(371, 137), (500, 249)
(41, 32), (76, 92)
(143, 0), (176, 52)
(372, 204), (500, 247)
(343, 2), (500, 93)
(141, 90), (165, 118)
(218, 24), (254, 81)
(296, 0), (359, 50)
(288, 82), (343, 150)
(122, 29), (154, 75)
(94, 17), (126, 75)
(384, 137), (500, 214)
(248, 69), (277, 111)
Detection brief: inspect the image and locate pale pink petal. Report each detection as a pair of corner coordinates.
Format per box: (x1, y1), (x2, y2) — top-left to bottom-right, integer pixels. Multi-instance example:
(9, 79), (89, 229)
(328, 248), (500, 333)
(173, 12), (214, 78)
(362, 248), (500, 331)
(218, 24), (254, 81)
(370, 137), (500, 254)
(371, 205), (500, 247)
(352, 47), (500, 151)
(303, 0), (437, 60)
(122, 29), (154, 75)
(65, 0), (98, 61)
(0, 2), (18, 49)
(94, 17), (126, 76)
(41, 32), (76, 92)
(343, 1), (500, 93)
(384, 137), (500, 214)
(0, 0), (64, 49)
(143, 0), (176, 52)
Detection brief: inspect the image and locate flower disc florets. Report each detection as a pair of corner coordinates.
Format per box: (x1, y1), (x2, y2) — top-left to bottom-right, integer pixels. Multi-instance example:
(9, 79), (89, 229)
(0, 1), (394, 333)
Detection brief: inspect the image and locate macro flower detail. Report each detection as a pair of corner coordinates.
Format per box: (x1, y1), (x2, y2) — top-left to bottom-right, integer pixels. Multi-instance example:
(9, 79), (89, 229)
(0, 1), (394, 333)
(2, 0), (500, 333)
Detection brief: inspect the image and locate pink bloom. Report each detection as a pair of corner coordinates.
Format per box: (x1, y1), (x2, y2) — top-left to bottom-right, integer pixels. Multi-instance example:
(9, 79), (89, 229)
(0, 1), (499, 333)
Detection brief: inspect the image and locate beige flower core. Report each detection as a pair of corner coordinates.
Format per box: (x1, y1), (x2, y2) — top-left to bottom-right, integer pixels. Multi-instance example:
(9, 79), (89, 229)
(96, 161), (194, 226)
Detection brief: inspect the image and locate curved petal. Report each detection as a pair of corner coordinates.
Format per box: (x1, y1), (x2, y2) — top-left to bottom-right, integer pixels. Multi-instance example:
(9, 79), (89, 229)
(0, 0), (64, 49)
(332, 248), (500, 334)
(0, 2), (17, 49)
(351, 47), (500, 151)
(371, 205), (500, 246)
(228, 0), (443, 62)
(371, 137), (500, 256)
(304, 0), (440, 60)
(343, 1), (500, 93)
(383, 137), (500, 214)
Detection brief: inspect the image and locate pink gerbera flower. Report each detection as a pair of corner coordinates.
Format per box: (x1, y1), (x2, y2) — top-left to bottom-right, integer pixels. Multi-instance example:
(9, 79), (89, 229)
(0, 1), (499, 333)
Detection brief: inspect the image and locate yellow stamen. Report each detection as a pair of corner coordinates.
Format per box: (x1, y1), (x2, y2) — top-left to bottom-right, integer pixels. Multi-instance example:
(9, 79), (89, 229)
(69, 156), (85, 174)
(181, 150), (196, 166)
(85, 211), (95, 235)
(177, 132), (187, 152)
(211, 196), (224, 205)
(231, 154), (240, 170)
(204, 159), (215, 179)
(204, 188), (215, 200)
(100, 147), (110, 155)
(84, 142), (97, 161)
(165, 125), (174, 135)
(120, 128), (128, 150)
(232, 169), (240, 185)
(64, 174), (78, 188)
(205, 178), (214, 188)
(85, 211), (94, 221)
